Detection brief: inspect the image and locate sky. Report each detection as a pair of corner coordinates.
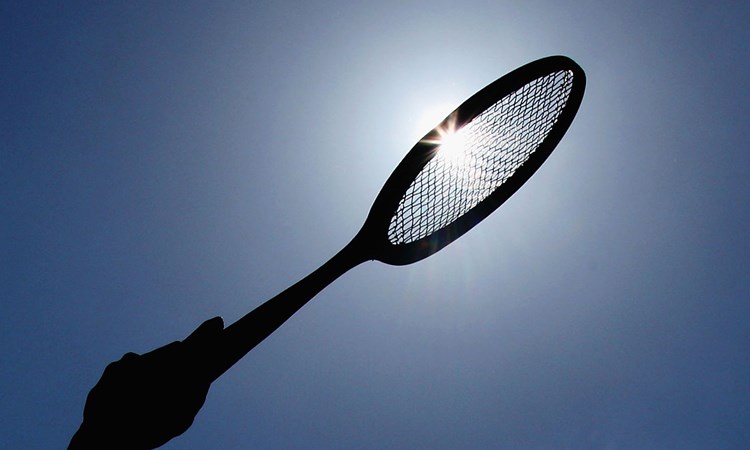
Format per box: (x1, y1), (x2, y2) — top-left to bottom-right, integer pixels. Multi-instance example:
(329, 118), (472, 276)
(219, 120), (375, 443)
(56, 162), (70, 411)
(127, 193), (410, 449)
(2, 1), (749, 448)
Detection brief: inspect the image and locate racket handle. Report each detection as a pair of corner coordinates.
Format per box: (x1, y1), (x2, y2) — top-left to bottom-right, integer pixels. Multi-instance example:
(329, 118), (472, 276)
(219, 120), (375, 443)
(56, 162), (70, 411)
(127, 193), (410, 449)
(210, 237), (368, 381)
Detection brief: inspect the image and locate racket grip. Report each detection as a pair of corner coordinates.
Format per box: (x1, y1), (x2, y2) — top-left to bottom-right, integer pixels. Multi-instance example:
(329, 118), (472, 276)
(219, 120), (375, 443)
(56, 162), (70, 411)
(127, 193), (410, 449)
(210, 237), (368, 381)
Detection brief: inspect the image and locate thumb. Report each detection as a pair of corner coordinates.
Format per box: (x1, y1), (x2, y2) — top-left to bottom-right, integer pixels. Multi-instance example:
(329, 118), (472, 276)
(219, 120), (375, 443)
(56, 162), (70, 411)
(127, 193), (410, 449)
(184, 317), (224, 347)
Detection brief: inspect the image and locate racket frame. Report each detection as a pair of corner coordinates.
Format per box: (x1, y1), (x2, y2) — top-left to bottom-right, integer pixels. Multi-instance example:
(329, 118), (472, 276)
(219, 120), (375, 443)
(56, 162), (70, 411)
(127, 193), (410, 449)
(359, 55), (586, 265)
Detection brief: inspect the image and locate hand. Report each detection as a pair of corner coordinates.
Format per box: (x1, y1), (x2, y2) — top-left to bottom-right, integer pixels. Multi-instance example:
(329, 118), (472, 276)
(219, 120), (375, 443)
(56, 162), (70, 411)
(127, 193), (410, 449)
(69, 317), (225, 449)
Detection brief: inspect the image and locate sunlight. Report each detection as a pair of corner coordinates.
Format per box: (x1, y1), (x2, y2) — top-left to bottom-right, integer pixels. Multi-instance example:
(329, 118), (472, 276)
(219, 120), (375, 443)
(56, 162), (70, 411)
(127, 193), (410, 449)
(437, 127), (469, 164)
(413, 103), (474, 166)
(415, 104), (456, 138)
(425, 110), (472, 167)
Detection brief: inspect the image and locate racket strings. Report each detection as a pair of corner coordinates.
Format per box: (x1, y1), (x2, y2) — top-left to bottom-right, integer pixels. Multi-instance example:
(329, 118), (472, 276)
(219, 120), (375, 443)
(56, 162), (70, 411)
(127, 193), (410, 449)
(388, 70), (575, 245)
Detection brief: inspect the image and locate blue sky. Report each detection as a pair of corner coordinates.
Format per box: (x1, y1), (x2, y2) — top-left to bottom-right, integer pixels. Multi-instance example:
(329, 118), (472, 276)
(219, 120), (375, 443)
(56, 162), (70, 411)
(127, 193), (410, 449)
(2, 1), (749, 448)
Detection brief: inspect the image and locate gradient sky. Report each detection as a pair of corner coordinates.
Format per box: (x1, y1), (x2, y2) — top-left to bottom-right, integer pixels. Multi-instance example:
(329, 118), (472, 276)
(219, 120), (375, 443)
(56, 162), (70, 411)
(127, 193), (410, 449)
(3, 1), (750, 448)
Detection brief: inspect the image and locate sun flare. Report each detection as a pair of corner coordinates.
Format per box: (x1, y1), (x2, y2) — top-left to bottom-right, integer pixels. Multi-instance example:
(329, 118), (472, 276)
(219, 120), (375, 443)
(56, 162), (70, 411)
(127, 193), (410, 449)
(415, 103), (474, 167)
(437, 127), (468, 163)
(415, 104), (456, 138)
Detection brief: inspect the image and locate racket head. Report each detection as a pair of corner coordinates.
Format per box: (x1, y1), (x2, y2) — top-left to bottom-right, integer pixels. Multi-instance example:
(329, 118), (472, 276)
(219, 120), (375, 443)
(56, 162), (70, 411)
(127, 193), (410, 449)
(357, 55), (586, 265)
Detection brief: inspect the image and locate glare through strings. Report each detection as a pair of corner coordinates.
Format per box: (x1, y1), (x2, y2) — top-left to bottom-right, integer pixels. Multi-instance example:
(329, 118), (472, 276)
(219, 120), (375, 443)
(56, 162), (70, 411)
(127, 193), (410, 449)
(435, 121), (471, 166)
(422, 115), (495, 223)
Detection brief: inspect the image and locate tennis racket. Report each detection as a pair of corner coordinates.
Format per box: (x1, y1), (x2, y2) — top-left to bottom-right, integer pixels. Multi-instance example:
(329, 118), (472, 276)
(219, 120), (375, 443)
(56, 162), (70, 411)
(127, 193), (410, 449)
(214, 55), (586, 379)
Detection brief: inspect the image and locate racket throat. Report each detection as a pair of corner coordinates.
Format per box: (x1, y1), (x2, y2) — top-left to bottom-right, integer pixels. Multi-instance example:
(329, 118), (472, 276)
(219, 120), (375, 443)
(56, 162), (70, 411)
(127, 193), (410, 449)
(213, 236), (370, 379)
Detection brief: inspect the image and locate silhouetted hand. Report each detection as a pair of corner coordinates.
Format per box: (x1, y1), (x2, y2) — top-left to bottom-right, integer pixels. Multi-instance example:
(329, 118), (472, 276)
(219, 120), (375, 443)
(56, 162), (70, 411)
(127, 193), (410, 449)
(69, 317), (225, 449)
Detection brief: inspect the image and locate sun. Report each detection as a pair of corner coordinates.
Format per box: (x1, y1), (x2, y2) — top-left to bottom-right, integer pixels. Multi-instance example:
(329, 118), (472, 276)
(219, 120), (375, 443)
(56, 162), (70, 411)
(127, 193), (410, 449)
(437, 126), (469, 162)
(415, 103), (456, 138)
(415, 103), (472, 166)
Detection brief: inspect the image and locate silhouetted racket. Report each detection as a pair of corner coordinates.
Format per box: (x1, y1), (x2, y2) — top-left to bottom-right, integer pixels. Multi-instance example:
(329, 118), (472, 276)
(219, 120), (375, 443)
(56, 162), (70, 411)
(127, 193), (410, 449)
(214, 55), (585, 378)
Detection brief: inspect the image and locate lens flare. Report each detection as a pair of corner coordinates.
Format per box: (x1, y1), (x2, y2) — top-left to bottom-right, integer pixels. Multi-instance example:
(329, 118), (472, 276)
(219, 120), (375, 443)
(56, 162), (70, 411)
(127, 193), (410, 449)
(427, 112), (474, 168)
(437, 128), (469, 164)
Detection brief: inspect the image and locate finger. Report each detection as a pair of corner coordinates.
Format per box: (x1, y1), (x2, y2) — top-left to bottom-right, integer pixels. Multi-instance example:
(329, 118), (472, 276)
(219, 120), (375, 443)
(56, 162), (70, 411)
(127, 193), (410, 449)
(138, 340), (181, 362)
(98, 352), (139, 381)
